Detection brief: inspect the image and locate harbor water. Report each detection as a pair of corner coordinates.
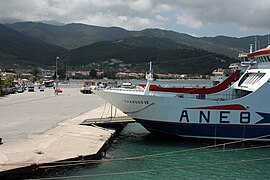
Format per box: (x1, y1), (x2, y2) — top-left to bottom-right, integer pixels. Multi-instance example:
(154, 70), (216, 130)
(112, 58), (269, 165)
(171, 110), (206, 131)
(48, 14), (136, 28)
(21, 79), (270, 179)
(32, 123), (270, 180)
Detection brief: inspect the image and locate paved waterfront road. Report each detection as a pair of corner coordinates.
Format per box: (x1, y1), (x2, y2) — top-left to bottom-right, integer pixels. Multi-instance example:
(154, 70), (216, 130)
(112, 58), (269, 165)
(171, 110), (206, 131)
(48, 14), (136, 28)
(0, 86), (105, 143)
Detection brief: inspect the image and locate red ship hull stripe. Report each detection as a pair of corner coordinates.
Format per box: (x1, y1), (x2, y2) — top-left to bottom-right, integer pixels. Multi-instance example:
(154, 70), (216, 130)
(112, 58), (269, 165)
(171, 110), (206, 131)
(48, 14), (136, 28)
(185, 104), (247, 110)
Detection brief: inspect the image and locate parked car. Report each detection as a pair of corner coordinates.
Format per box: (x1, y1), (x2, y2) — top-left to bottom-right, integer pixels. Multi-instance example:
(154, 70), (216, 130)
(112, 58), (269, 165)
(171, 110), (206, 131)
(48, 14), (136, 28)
(80, 87), (92, 94)
(28, 86), (35, 92)
(39, 85), (45, 92)
(7, 88), (16, 94)
(55, 89), (62, 93)
(16, 88), (24, 93)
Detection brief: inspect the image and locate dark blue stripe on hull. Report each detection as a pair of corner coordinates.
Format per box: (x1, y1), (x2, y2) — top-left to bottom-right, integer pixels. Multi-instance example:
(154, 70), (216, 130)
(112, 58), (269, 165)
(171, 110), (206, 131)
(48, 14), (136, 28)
(135, 119), (270, 140)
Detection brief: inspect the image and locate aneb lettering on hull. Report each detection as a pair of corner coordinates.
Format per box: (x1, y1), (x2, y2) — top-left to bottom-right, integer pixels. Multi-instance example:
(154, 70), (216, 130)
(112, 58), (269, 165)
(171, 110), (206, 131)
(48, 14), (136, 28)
(179, 110), (250, 124)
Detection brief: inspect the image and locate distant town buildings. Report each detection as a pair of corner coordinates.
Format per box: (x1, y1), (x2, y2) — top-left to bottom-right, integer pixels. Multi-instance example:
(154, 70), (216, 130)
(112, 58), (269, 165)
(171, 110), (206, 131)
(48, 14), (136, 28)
(115, 72), (191, 79)
(57, 70), (192, 80)
(116, 72), (145, 79)
(1, 71), (17, 78)
(67, 70), (89, 77)
(40, 69), (54, 79)
(155, 73), (187, 79)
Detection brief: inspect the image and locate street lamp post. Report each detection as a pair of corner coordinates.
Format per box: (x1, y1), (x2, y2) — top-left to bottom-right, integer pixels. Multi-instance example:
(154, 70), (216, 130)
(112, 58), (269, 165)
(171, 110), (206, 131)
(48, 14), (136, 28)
(55, 57), (59, 95)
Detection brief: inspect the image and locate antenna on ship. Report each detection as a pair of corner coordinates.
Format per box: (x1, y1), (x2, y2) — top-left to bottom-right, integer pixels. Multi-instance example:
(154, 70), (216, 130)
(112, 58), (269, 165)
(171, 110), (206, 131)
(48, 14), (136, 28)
(143, 61), (153, 95)
(255, 35), (257, 51)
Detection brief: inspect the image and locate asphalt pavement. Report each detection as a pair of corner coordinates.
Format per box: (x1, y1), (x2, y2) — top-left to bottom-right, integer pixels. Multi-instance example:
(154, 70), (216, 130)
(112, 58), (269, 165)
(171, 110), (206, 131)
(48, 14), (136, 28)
(0, 83), (105, 143)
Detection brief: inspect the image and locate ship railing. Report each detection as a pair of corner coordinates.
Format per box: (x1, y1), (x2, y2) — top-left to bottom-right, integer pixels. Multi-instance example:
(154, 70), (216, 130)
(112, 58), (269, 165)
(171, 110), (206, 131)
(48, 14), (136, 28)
(175, 93), (244, 101)
(103, 88), (245, 101)
(205, 93), (243, 101)
(151, 91), (244, 101)
(150, 91), (180, 97)
(160, 84), (212, 88)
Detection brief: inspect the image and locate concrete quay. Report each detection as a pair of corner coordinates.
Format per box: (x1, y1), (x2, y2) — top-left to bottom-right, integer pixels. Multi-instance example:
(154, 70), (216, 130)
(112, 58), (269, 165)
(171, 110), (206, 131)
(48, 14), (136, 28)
(0, 84), (126, 177)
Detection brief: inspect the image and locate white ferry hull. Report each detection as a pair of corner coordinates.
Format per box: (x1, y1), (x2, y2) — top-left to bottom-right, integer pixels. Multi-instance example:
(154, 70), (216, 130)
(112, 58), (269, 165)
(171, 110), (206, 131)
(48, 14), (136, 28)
(95, 81), (270, 141)
(95, 46), (270, 141)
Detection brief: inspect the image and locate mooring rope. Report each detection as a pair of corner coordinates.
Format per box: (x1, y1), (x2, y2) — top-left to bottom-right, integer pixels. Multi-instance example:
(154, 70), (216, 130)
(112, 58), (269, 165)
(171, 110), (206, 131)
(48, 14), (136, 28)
(3, 134), (270, 169)
(100, 101), (107, 119)
(3, 134), (268, 169)
(35, 143), (270, 169)
(27, 156), (270, 180)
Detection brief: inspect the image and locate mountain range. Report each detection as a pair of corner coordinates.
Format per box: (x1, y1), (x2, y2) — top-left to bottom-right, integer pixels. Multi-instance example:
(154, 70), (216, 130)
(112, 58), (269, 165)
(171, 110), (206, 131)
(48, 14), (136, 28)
(1, 21), (269, 74)
(0, 23), (67, 67)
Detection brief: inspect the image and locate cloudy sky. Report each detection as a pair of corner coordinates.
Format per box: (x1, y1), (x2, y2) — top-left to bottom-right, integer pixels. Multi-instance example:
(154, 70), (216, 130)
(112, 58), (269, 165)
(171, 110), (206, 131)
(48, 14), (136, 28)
(0, 0), (270, 37)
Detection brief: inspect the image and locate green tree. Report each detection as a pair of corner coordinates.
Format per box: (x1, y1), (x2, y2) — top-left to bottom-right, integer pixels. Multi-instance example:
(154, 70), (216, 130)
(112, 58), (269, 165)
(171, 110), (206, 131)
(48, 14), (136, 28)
(58, 68), (66, 79)
(104, 71), (117, 79)
(29, 75), (38, 82)
(0, 74), (3, 89)
(2, 76), (14, 88)
(89, 69), (97, 79)
(16, 71), (23, 80)
(31, 68), (40, 78)
(53, 68), (66, 80)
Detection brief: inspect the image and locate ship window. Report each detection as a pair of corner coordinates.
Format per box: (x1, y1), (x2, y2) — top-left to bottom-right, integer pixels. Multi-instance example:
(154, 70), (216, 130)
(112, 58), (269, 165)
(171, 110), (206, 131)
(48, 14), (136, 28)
(245, 74), (257, 84)
(238, 73), (266, 86)
(256, 57), (261, 63)
(238, 73), (249, 86)
(250, 74), (262, 84)
(253, 74), (264, 84)
(267, 55), (270, 61)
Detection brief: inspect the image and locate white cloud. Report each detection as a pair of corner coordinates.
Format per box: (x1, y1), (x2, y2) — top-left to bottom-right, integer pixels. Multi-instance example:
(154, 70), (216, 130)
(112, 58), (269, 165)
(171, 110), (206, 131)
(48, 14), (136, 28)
(163, 0), (270, 30)
(176, 13), (203, 29)
(80, 13), (128, 27)
(77, 12), (157, 30)
(0, 0), (270, 35)
(129, 0), (152, 12)
(155, 15), (169, 22)
(154, 3), (172, 13)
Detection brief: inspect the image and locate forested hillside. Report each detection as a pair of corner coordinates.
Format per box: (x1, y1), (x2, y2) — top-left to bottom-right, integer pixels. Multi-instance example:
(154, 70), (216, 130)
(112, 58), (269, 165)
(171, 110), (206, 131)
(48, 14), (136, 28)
(0, 24), (67, 67)
(2, 22), (266, 74)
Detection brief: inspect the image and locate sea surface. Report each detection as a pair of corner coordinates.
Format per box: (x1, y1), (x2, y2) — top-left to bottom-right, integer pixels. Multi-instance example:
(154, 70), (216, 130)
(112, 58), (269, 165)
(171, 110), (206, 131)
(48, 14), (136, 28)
(31, 123), (270, 180)
(28, 79), (270, 180)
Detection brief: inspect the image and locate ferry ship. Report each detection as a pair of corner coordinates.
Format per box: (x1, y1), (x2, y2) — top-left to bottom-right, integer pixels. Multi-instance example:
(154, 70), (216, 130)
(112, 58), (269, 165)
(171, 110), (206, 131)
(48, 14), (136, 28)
(211, 51), (255, 86)
(95, 46), (270, 141)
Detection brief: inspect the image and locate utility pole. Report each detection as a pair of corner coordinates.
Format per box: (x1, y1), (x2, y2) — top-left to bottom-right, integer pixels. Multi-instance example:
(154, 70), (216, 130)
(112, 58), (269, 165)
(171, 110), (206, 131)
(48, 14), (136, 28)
(98, 65), (100, 81)
(55, 56), (59, 95)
